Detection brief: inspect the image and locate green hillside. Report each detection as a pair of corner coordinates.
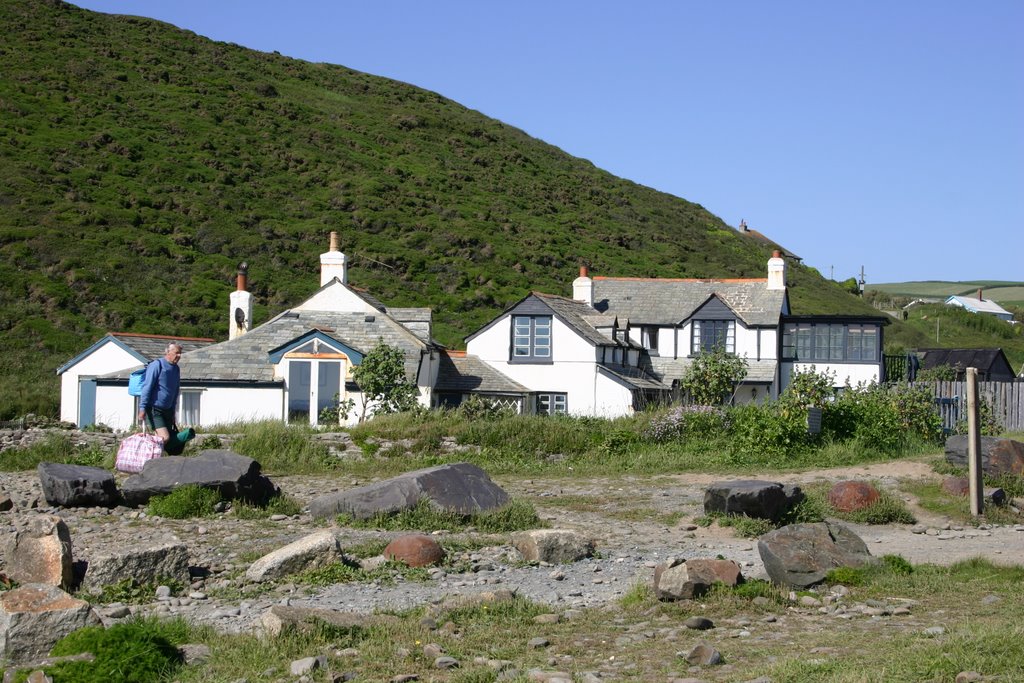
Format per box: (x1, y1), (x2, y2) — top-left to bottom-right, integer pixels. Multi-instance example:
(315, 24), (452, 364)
(869, 281), (1024, 305)
(0, 0), (879, 418)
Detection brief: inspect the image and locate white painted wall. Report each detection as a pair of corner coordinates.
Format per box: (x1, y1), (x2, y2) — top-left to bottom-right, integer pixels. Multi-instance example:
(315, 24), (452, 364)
(468, 314), (637, 417)
(93, 384), (140, 431)
(294, 281), (373, 313)
(198, 386), (283, 426)
(779, 362), (881, 394)
(60, 343), (141, 425)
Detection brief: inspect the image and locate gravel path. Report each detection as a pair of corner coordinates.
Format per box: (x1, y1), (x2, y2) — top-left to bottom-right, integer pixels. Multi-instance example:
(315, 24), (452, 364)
(2, 461), (1023, 636)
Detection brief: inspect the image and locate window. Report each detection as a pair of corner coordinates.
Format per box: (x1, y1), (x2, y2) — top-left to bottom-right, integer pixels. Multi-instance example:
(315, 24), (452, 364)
(691, 320), (735, 354)
(536, 393), (567, 415)
(512, 315), (551, 361)
(641, 326), (659, 354)
(179, 391), (201, 426)
(782, 323), (878, 362)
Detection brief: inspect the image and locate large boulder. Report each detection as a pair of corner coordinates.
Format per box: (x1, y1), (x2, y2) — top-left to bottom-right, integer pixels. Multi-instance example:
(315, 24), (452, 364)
(37, 462), (120, 508)
(261, 605), (398, 638)
(945, 436), (1024, 477)
(0, 584), (101, 665)
(308, 462), (509, 520)
(512, 529), (594, 564)
(3, 515), (73, 588)
(827, 481), (881, 512)
(246, 531), (346, 583)
(654, 558), (743, 601)
(758, 520), (875, 588)
(120, 450), (278, 507)
(81, 542), (190, 591)
(704, 480), (803, 521)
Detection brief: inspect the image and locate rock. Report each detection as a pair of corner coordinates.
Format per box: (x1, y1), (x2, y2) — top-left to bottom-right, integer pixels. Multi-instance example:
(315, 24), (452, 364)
(704, 480), (803, 521)
(178, 643), (211, 665)
(120, 450), (278, 507)
(654, 558), (742, 601)
(308, 462), (509, 520)
(246, 530), (346, 582)
(684, 616), (715, 630)
(827, 481), (881, 512)
(434, 656), (460, 669)
(384, 534), (445, 568)
(82, 542), (190, 591)
(3, 515), (73, 588)
(758, 521), (876, 588)
(945, 436), (1024, 477)
(261, 605), (397, 637)
(0, 492), (12, 512)
(290, 655), (326, 676)
(955, 672), (984, 683)
(0, 584), (102, 664)
(942, 477), (970, 496)
(985, 488), (1007, 506)
(527, 637), (550, 649)
(36, 462), (120, 508)
(512, 529), (594, 564)
(683, 642), (722, 666)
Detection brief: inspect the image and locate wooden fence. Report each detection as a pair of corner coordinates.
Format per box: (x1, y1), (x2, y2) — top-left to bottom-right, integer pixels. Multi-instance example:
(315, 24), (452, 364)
(909, 381), (1024, 432)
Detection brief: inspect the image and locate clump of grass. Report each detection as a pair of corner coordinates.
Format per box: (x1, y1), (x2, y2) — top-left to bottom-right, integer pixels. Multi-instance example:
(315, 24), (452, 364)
(619, 582), (655, 608)
(229, 420), (336, 474)
(0, 433), (112, 471)
(694, 512), (774, 538)
(728, 578), (786, 603)
(86, 577), (185, 605)
(33, 617), (190, 683)
(825, 566), (867, 586)
(146, 485), (220, 519)
(338, 498), (542, 533)
(231, 493), (303, 519)
(296, 560), (431, 587)
(840, 492), (916, 525)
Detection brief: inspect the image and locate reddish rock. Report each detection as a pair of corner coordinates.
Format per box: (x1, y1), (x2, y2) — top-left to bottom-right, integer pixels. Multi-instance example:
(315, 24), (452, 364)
(654, 558), (743, 601)
(3, 515), (73, 588)
(941, 476), (970, 497)
(384, 534), (445, 568)
(828, 481), (881, 512)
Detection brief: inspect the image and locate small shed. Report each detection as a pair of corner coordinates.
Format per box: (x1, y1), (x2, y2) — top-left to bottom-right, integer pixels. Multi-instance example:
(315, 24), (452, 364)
(915, 348), (1016, 382)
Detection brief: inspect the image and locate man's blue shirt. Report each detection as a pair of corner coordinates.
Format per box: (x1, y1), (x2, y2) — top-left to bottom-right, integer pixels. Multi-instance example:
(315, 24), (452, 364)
(139, 358), (180, 412)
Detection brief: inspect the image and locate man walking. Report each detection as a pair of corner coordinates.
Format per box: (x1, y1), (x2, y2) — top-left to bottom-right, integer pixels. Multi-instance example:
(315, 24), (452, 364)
(137, 342), (192, 451)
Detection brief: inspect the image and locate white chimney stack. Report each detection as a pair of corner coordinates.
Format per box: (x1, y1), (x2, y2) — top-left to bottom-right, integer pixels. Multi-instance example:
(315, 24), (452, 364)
(767, 250), (786, 291)
(320, 231), (347, 286)
(229, 262), (253, 340)
(573, 265), (593, 305)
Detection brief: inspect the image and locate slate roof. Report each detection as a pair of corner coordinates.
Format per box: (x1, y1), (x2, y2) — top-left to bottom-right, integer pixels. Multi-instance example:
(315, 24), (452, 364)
(648, 356), (778, 384)
(56, 333), (216, 374)
(598, 364), (671, 391)
(945, 296), (1012, 317)
(916, 348), (1015, 379)
(103, 308), (430, 384)
(592, 278), (786, 327)
(435, 352), (530, 394)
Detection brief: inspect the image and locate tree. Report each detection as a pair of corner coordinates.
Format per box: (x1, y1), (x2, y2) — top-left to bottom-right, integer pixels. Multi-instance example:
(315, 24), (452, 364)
(352, 340), (420, 422)
(680, 346), (748, 406)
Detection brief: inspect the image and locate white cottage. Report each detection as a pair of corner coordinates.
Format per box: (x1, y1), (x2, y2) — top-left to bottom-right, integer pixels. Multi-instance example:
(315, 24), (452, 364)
(449, 252), (887, 416)
(64, 233), (441, 430)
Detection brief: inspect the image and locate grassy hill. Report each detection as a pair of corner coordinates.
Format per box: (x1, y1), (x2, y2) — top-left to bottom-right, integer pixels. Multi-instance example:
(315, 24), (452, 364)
(869, 281), (1024, 307)
(0, 0), (883, 418)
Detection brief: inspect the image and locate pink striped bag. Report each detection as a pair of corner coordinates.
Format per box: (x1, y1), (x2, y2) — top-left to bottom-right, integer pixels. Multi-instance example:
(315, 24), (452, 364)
(115, 431), (163, 473)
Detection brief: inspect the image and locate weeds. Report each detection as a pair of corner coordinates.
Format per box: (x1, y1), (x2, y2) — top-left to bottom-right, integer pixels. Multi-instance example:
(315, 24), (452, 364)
(146, 485), (220, 519)
(338, 498), (542, 533)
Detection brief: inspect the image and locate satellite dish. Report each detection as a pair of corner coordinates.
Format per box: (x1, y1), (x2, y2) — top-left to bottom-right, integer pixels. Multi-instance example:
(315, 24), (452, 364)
(234, 307), (246, 327)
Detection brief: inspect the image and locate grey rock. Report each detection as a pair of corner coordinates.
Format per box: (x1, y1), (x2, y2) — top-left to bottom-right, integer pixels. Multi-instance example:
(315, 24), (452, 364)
(36, 463), (120, 508)
(512, 529), (594, 564)
(684, 616), (715, 630)
(83, 542), (190, 590)
(945, 436), (1024, 477)
(120, 450), (278, 507)
(704, 480), (803, 521)
(246, 530), (346, 582)
(683, 641), (723, 666)
(290, 655), (326, 676)
(308, 462), (509, 520)
(261, 604), (397, 637)
(758, 520), (875, 588)
(655, 559), (743, 601)
(434, 656), (460, 669)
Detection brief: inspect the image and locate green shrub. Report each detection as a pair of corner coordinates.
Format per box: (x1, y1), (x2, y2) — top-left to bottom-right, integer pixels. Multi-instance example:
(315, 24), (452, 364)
(38, 618), (186, 683)
(780, 366), (836, 410)
(146, 485), (220, 519)
(230, 421), (336, 474)
(728, 402), (809, 461)
(825, 566), (866, 586)
(881, 554), (914, 575)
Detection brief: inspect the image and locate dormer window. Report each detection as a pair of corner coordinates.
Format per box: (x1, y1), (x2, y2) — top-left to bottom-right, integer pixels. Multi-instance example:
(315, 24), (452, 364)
(692, 320), (735, 354)
(512, 315), (551, 362)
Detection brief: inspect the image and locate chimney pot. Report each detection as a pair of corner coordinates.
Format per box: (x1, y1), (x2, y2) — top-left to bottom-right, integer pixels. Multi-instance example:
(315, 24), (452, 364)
(236, 261), (248, 292)
(772, 249), (782, 258)
(978, 288), (983, 301)
(579, 265), (589, 278)
(329, 231), (339, 252)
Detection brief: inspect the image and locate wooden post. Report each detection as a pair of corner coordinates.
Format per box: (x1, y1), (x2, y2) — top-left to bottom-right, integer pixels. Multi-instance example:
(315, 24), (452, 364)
(966, 367), (983, 517)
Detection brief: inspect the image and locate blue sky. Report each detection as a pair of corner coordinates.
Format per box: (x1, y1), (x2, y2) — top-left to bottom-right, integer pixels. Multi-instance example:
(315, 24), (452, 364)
(71, 1), (1023, 284)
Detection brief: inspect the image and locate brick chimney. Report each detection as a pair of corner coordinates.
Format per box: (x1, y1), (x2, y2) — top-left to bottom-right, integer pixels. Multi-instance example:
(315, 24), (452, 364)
(978, 288), (983, 301)
(767, 250), (786, 291)
(573, 265), (593, 305)
(320, 231), (347, 286)
(229, 261), (253, 340)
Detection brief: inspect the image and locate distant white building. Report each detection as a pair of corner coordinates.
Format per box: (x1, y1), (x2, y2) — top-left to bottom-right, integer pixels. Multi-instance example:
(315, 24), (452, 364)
(945, 290), (1013, 322)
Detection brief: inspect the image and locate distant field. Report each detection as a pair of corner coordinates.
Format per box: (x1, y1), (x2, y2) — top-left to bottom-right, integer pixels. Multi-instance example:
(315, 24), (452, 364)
(870, 281), (1024, 303)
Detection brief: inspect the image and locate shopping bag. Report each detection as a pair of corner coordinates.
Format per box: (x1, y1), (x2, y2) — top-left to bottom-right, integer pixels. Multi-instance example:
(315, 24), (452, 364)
(115, 431), (163, 473)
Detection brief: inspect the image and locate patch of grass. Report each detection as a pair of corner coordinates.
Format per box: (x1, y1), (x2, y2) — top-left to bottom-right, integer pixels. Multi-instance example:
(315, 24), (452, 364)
(28, 617), (192, 683)
(296, 560), (431, 587)
(85, 577), (184, 605)
(229, 420), (337, 475)
(231, 493), (303, 519)
(905, 479), (1023, 526)
(619, 582), (655, 608)
(146, 485), (220, 519)
(694, 512), (774, 538)
(728, 578), (786, 603)
(338, 498), (542, 533)
(0, 433), (113, 471)
(824, 566), (866, 586)
(838, 492), (917, 525)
